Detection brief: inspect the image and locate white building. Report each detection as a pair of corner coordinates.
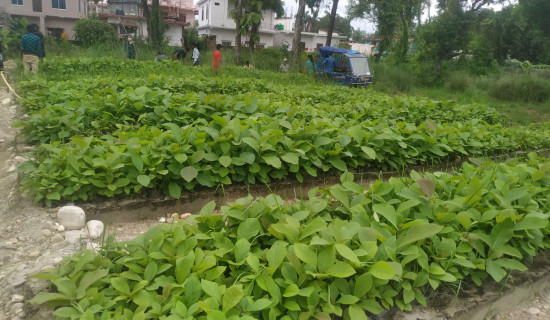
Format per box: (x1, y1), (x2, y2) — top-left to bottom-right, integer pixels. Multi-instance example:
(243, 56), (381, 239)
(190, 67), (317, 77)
(196, 0), (346, 50)
(196, 0), (277, 47)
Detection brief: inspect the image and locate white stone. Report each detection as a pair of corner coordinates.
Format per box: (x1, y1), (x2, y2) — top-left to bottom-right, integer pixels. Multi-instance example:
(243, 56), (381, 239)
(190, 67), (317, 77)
(528, 307), (540, 315)
(11, 294), (24, 303)
(180, 213), (192, 220)
(65, 230), (86, 244)
(52, 257), (63, 264)
(13, 156), (28, 164)
(166, 218), (174, 224)
(158, 217), (166, 223)
(41, 229), (52, 237)
(85, 220), (104, 240)
(7, 164), (16, 173)
(1, 98), (11, 106)
(57, 225), (65, 232)
(57, 206), (85, 230)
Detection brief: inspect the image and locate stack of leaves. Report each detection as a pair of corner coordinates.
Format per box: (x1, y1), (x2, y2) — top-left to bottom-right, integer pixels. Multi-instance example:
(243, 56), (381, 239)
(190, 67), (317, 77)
(30, 154), (550, 319)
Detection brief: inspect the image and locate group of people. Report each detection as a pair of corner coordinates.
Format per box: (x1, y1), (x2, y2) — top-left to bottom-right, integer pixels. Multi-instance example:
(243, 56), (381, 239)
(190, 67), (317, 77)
(279, 53), (336, 78)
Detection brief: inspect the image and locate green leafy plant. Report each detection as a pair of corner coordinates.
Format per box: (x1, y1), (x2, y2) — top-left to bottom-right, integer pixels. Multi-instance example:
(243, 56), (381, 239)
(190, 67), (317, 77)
(30, 155), (550, 319)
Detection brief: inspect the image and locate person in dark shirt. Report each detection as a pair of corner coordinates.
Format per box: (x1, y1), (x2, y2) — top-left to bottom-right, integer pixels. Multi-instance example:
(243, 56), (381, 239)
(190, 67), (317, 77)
(20, 25), (43, 73)
(31, 23), (46, 61)
(171, 48), (188, 64)
(125, 35), (136, 60)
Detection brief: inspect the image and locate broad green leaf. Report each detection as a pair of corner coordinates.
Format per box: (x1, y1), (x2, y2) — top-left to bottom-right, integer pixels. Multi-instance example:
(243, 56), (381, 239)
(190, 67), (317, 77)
(329, 158), (347, 171)
(486, 259), (507, 282)
(262, 154), (282, 168)
(222, 285), (243, 312)
(372, 203), (397, 228)
(200, 200), (216, 216)
(348, 305), (368, 320)
(267, 241), (288, 271)
(348, 125), (364, 144)
(495, 258), (527, 271)
(234, 238), (250, 262)
(514, 217), (548, 230)
(201, 279), (221, 302)
(219, 156), (232, 167)
(76, 269), (108, 299)
(240, 151), (256, 164)
(294, 243), (317, 266)
(144, 262), (158, 282)
(335, 243), (361, 266)
(111, 277), (130, 295)
(282, 153), (299, 165)
(207, 310), (227, 320)
(181, 166), (199, 182)
(370, 261), (395, 280)
(283, 284), (300, 297)
(137, 175), (150, 187)
(489, 219), (514, 250)
(250, 298), (273, 312)
(168, 182), (182, 199)
(237, 218), (261, 240)
(326, 261), (356, 278)
(361, 146), (376, 160)
(353, 273), (373, 297)
(176, 252), (195, 284)
(397, 223), (443, 249)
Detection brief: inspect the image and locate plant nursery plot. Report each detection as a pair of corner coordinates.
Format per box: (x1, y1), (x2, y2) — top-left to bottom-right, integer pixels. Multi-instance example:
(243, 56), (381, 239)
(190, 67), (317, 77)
(15, 59), (550, 205)
(30, 154), (550, 319)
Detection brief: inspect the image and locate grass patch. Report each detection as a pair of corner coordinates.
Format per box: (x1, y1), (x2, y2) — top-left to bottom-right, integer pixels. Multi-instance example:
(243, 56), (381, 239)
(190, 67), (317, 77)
(488, 73), (550, 103)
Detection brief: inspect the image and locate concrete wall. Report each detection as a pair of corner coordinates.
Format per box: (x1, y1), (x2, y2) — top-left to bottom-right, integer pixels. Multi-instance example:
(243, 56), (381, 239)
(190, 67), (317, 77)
(350, 43), (376, 56)
(5, 0), (88, 39)
(165, 23), (184, 46)
(273, 31), (346, 52)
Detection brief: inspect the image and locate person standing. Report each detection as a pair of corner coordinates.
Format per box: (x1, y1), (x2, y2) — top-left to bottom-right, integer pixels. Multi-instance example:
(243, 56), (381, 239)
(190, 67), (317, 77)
(31, 24), (45, 62)
(20, 25), (43, 73)
(279, 58), (289, 72)
(192, 43), (201, 66)
(306, 54), (316, 76)
(212, 44), (222, 74)
(124, 35), (136, 60)
(322, 53), (336, 81)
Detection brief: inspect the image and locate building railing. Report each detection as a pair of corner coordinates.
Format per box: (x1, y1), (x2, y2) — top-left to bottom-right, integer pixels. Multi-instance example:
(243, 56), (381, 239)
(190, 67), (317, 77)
(148, 0), (198, 11)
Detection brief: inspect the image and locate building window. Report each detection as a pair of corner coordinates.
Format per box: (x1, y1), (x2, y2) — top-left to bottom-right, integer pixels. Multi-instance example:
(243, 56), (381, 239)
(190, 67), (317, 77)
(201, 7), (204, 21)
(52, 0), (66, 9)
(222, 40), (231, 47)
(206, 5), (209, 20)
(214, 2), (220, 5)
(12, 0), (24, 5)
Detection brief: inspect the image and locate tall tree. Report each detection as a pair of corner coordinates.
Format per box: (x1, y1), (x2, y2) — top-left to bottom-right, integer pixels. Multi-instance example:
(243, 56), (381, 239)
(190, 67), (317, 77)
(348, 0), (423, 62)
(246, 0), (285, 52)
(139, 0), (164, 51)
(235, 0), (243, 64)
(326, 0), (340, 46)
(292, 0), (307, 66)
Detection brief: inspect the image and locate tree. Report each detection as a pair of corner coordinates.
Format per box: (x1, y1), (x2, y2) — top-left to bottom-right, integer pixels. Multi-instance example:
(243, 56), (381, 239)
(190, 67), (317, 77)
(74, 18), (117, 47)
(292, 0), (307, 67)
(312, 13), (353, 38)
(326, 0), (340, 46)
(351, 28), (368, 42)
(235, 0), (243, 64)
(139, 0), (165, 51)
(245, 0), (285, 52)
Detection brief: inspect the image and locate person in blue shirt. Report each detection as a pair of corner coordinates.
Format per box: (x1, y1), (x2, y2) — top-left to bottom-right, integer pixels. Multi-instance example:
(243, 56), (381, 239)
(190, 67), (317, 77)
(322, 53), (336, 74)
(20, 25), (43, 73)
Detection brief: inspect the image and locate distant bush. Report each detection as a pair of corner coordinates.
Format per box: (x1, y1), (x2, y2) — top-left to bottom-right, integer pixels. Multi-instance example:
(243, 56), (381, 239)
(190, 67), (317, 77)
(445, 71), (472, 92)
(488, 74), (550, 103)
(373, 63), (416, 92)
(74, 18), (116, 47)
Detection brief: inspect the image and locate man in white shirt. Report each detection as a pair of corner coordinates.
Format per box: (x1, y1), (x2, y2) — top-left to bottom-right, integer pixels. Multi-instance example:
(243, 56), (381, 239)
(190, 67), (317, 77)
(192, 43), (201, 66)
(280, 58), (289, 72)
